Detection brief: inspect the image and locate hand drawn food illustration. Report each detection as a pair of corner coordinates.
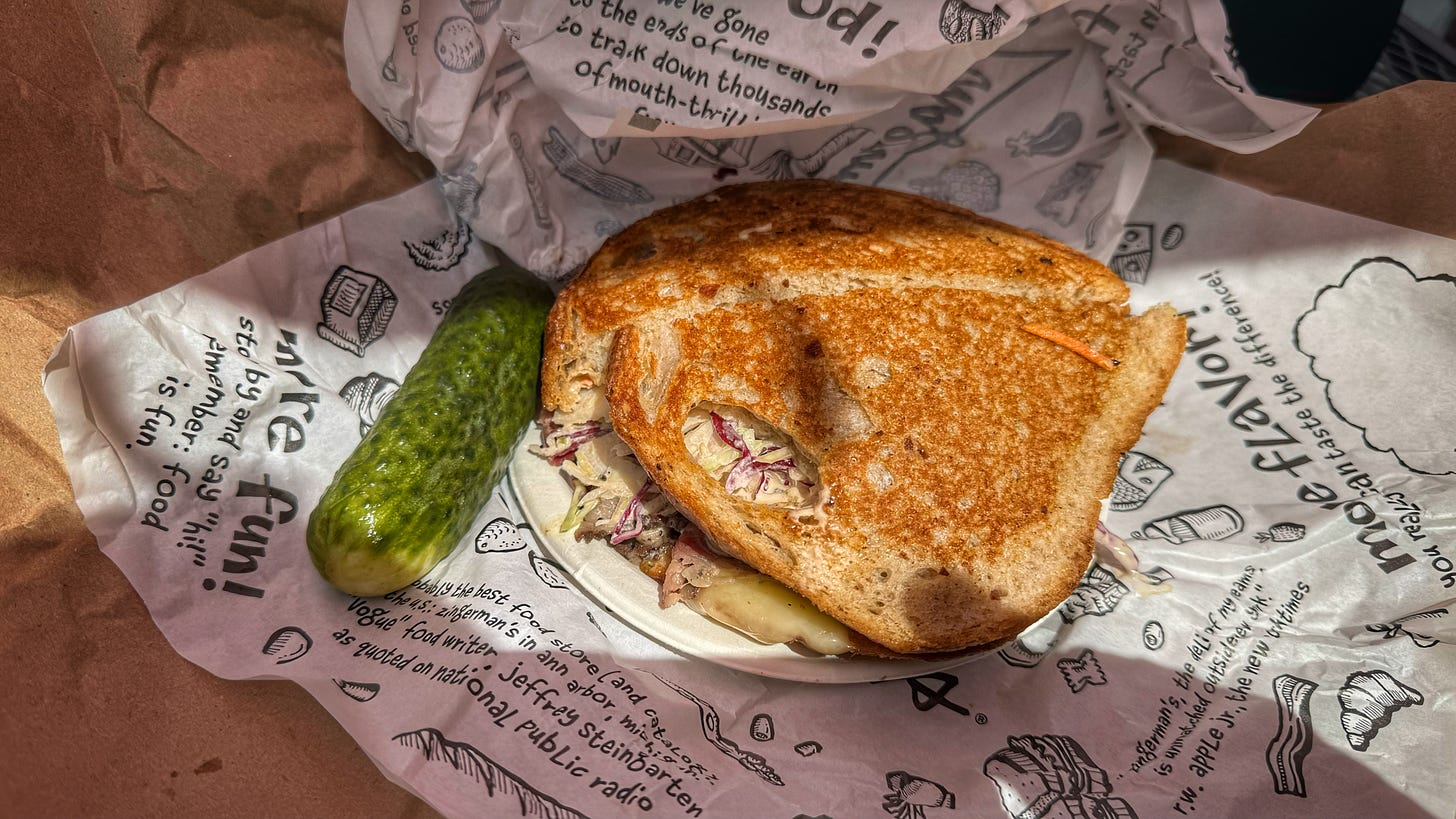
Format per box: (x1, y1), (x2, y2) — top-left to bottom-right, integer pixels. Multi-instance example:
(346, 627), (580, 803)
(983, 734), (1136, 819)
(1135, 505), (1245, 544)
(459, 0), (500, 25)
(440, 165), (484, 222)
(1337, 669), (1424, 751)
(749, 713), (775, 742)
(655, 676), (784, 785)
(334, 679), (381, 702)
(1059, 564), (1130, 623)
(1366, 608), (1448, 648)
(939, 1), (1010, 44)
(655, 136), (757, 169)
(1109, 450), (1172, 511)
(317, 266), (398, 357)
(751, 128), (871, 180)
(339, 372), (400, 436)
(882, 770), (956, 819)
(909, 160), (1001, 212)
(1295, 257), (1456, 475)
(394, 728), (589, 819)
(1108, 223), (1154, 284)
(530, 551), (571, 590)
(1006, 112), (1082, 158)
(543, 126), (654, 205)
(474, 516), (526, 554)
(1056, 648), (1107, 693)
(435, 16), (486, 73)
(261, 626), (313, 664)
(404, 222), (473, 272)
(1254, 522), (1306, 543)
(1267, 674), (1317, 797)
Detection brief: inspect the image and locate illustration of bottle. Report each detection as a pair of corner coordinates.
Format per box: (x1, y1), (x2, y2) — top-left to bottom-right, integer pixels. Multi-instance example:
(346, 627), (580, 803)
(1135, 505), (1244, 543)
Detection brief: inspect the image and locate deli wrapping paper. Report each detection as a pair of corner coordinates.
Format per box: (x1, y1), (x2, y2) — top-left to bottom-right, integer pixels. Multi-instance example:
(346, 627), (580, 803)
(41, 1), (1456, 818)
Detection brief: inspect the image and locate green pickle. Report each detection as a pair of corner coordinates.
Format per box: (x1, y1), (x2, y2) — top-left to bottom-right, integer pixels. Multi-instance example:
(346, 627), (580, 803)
(307, 261), (553, 596)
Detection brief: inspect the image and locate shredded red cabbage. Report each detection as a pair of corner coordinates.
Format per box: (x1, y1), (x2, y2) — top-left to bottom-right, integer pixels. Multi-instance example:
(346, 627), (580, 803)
(544, 421), (607, 466)
(711, 411), (798, 495)
(609, 480), (655, 544)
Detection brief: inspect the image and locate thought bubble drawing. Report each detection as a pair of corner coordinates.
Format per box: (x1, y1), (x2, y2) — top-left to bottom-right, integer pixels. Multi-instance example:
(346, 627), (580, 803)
(1295, 258), (1456, 475)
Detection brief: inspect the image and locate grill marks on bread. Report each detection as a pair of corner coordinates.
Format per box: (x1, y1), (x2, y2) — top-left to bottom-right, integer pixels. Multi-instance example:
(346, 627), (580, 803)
(543, 180), (1184, 654)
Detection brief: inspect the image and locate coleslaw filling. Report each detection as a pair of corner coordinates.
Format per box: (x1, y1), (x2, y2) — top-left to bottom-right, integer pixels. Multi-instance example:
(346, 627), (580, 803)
(681, 404), (818, 508)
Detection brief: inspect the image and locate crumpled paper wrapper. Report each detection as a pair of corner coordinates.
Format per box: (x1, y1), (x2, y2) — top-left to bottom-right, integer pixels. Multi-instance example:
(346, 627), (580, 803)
(19, 0), (1456, 817)
(344, 0), (1313, 277)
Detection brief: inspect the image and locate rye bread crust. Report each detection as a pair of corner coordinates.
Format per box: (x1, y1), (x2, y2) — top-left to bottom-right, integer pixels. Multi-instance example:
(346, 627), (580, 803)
(540, 179), (1184, 655)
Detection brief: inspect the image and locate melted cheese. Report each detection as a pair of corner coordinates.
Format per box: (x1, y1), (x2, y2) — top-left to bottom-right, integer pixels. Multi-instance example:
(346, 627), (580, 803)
(686, 565), (851, 655)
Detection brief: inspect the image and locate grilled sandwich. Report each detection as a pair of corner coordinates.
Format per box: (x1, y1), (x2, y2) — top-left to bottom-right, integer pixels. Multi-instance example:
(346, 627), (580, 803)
(534, 180), (1184, 656)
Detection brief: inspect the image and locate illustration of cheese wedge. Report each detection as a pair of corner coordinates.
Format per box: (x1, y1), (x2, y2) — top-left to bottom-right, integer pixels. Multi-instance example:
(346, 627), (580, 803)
(1338, 669), (1424, 751)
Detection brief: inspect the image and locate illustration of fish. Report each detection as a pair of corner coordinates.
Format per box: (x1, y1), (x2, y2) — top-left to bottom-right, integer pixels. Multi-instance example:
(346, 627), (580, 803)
(1160, 224), (1185, 251)
(751, 128), (870, 180)
(1366, 608), (1448, 648)
(1056, 648), (1106, 693)
(882, 771), (956, 819)
(339, 372), (400, 436)
(909, 160), (1001, 213)
(261, 626), (313, 664)
(1338, 669), (1424, 751)
(543, 126), (653, 204)
(334, 679), (380, 702)
(404, 222), (473, 272)
(1006, 112), (1082, 158)
(1036, 161), (1101, 227)
(1267, 674), (1316, 797)
(654, 676), (784, 786)
(983, 734), (1137, 819)
(939, 1), (1010, 44)
(998, 610), (1065, 667)
(594, 219), (625, 238)
(395, 727), (590, 818)
(1142, 620), (1166, 650)
(1109, 451), (1172, 511)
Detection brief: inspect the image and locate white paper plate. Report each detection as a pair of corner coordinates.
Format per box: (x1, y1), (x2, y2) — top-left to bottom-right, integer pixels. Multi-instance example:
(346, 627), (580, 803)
(508, 434), (1023, 684)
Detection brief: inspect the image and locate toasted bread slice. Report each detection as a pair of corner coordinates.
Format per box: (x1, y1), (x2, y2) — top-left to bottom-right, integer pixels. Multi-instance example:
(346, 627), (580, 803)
(542, 180), (1131, 419)
(606, 288), (1184, 654)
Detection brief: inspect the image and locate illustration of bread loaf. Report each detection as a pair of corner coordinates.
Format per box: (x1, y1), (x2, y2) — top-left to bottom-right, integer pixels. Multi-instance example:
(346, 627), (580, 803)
(1338, 669), (1423, 751)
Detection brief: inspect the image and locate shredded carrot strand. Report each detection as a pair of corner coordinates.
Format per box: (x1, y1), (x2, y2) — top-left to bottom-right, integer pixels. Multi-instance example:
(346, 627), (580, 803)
(1021, 323), (1120, 370)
